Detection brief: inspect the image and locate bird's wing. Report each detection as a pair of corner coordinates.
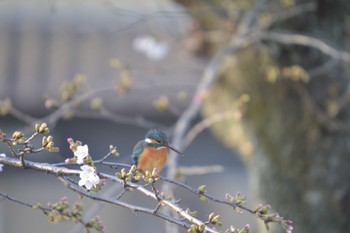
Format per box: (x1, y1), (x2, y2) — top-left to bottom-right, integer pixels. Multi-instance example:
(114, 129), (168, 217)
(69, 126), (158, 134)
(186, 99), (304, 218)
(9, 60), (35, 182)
(131, 140), (144, 166)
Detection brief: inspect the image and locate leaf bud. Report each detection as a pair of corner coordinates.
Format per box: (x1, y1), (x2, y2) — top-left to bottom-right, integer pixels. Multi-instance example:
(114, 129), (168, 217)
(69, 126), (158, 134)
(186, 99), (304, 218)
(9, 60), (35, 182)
(35, 123), (40, 132)
(12, 131), (24, 140)
(198, 224), (205, 232)
(130, 165), (137, 173)
(39, 123), (49, 134)
(32, 203), (41, 210)
(47, 135), (53, 142)
(115, 172), (122, 179)
(198, 185), (207, 194)
(151, 167), (158, 177)
(121, 168), (127, 178)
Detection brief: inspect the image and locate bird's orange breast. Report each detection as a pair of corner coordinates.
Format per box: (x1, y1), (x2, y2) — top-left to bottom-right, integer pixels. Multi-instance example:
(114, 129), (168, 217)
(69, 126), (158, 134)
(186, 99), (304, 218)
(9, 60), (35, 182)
(137, 147), (168, 174)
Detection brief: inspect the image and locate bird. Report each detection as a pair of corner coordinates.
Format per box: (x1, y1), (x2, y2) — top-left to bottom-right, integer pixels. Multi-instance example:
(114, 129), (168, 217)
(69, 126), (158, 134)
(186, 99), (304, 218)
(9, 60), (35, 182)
(132, 129), (182, 175)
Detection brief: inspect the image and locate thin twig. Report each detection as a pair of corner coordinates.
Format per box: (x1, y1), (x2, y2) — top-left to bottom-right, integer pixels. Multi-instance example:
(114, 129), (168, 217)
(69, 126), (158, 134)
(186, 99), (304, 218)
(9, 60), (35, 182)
(264, 2), (316, 28)
(182, 111), (238, 149)
(0, 192), (40, 209)
(0, 155), (219, 233)
(261, 31), (350, 62)
(177, 165), (224, 176)
(58, 176), (194, 231)
(9, 106), (37, 125)
(160, 176), (254, 214)
(75, 107), (165, 129)
(99, 173), (219, 233)
(0, 192), (88, 228)
(163, 6), (263, 233)
(291, 82), (338, 131)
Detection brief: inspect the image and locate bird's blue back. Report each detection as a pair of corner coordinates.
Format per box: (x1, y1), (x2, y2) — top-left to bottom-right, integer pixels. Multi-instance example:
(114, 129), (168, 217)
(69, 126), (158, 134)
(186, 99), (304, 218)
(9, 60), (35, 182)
(132, 140), (145, 166)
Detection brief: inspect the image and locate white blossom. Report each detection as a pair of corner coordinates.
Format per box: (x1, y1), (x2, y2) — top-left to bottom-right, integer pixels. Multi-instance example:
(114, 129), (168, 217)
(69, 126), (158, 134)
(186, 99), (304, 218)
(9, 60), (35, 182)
(0, 153), (6, 172)
(133, 36), (169, 61)
(74, 145), (89, 164)
(78, 165), (100, 190)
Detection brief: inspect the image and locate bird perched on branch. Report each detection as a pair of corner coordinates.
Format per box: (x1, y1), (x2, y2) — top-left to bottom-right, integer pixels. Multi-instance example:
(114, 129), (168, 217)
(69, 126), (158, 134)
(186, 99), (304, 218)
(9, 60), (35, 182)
(132, 129), (182, 174)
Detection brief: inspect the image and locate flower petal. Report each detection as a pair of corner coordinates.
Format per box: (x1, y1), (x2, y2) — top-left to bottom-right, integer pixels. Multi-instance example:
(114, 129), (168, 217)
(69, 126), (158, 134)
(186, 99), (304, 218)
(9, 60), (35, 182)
(78, 179), (86, 187)
(84, 181), (93, 190)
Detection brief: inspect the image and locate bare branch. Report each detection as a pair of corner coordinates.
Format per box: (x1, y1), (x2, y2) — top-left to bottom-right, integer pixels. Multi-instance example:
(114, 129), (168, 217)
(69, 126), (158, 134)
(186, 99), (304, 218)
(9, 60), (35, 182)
(164, 6), (263, 232)
(291, 82), (339, 131)
(0, 192), (39, 209)
(0, 155), (219, 233)
(264, 2), (316, 27)
(177, 165), (224, 176)
(99, 173), (220, 233)
(0, 192), (97, 231)
(261, 31), (350, 62)
(182, 111), (240, 149)
(75, 106), (165, 129)
(160, 176), (253, 214)
(0, 156), (80, 176)
(308, 58), (340, 79)
(9, 106), (37, 125)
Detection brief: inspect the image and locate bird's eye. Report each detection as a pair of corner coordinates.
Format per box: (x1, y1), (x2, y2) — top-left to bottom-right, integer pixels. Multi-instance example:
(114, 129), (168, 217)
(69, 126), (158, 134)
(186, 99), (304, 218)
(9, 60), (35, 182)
(155, 140), (161, 143)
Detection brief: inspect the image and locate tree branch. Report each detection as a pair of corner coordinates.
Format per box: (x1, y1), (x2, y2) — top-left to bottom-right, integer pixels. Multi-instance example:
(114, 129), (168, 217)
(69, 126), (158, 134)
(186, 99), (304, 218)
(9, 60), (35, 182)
(261, 31), (350, 62)
(0, 155), (219, 233)
(182, 110), (239, 149)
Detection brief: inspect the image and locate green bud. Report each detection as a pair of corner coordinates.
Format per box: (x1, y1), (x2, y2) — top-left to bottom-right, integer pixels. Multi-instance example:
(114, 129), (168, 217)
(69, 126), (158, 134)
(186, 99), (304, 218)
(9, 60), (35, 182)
(198, 185), (206, 194)
(199, 195), (208, 202)
(48, 146), (59, 153)
(209, 212), (215, 221)
(46, 141), (54, 149)
(151, 167), (158, 177)
(0, 98), (11, 116)
(85, 156), (93, 165)
(121, 168), (127, 178)
(90, 98), (102, 111)
(186, 208), (197, 217)
(35, 123), (40, 132)
(188, 224), (197, 233)
(111, 149), (119, 156)
(109, 145), (119, 156)
(12, 131), (24, 140)
(229, 226), (236, 232)
(212, 215), (222, 226)
(32, 203), (41, 209)
(198, 224), (205, 232)
(133, 174), (141, 182)
(47, 135), (53, 142)
(115, 172), (122, 179)
(73, 73), (86, 86)
(153, 96), (169, 112)
(130, 165), (137, 172)
(39, 123), (49, 134)
(42, 136), (48, 146)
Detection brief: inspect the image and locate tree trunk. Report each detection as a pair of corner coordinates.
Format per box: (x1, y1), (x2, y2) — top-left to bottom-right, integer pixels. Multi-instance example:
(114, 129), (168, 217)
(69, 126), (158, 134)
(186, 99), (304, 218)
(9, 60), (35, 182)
(177, 0), (350, 232)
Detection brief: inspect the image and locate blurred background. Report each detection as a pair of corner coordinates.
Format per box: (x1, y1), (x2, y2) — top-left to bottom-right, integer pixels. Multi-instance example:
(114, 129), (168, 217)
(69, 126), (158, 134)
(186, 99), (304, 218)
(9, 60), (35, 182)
(0, 0), (247, 233)
(1, 0), (350, 233)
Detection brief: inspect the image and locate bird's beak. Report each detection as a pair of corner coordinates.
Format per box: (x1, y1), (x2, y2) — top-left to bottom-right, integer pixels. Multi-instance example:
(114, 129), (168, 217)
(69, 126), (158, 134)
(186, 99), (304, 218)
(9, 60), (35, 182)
(162, 142), (183, 156)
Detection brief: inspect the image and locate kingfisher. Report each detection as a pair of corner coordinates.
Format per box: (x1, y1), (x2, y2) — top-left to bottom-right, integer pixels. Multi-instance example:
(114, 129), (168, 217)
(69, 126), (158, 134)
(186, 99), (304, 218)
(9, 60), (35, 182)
(132, 129), (182, 174)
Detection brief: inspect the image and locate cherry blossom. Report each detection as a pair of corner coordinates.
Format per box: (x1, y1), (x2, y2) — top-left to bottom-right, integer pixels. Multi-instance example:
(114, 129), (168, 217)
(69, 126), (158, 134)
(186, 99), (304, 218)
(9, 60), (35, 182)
(133, 36), (169, 61)
(74, 145), (89, 164)
(78, 165), (100, 190)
